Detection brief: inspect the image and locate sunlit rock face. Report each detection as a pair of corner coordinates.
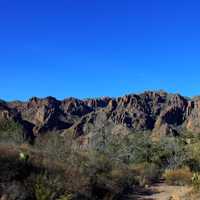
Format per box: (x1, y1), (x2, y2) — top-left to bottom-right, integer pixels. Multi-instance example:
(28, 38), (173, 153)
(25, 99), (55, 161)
(186, 98), (200, 133)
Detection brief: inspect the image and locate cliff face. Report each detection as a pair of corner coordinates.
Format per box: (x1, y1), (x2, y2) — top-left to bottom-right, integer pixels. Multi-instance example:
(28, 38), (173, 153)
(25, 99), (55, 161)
(1, 91), (200, 141)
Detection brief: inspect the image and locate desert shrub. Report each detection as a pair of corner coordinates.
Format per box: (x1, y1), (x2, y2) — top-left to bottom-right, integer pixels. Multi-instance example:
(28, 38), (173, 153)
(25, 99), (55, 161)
(82, 152), (112, 198)
(1, 181), (32, 200)
(2, 128), (195, 199)
(35, 133), (64, 151)
(61, 164), (91, 199)
(34, 133), (76, 164)
(99, 133), (156, 165)
(101, 134), (188, 173)
(0, 155), (76, 200)
(81, 151), (137, 199)
(0, 119), (24, 144)
(0, 156), (42, 200)
(34, 172), (66, 200)
(86, 152), (112, 172)
(0, 155), (32, 183)
(123, 134), (156, 164)
(163, 167), (192, 186)
(130, 162), (160, 186)
(56, 195), (72, 200)
(34, 175), (52, 200)
(186, 142), (200, 171)
(192, 173), (200, 191)
(150, 137), (188, 171)
(89, 167), (136, 199)
(109, 167), (137, 192)
(103, 134), (187, 169)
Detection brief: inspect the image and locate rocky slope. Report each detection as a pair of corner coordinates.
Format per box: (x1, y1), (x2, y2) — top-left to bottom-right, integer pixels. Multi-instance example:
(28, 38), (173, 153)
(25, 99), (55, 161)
(1, 91), (200, 144)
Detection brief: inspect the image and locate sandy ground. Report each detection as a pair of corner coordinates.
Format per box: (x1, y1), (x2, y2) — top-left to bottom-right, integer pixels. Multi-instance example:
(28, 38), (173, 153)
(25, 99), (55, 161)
(133, 183), (192, 200)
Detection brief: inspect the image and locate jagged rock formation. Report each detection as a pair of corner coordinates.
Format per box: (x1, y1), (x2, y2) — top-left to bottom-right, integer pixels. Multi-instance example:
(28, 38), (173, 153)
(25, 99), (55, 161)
(0, 100), (35, 141)
(1, 91), (200, 143)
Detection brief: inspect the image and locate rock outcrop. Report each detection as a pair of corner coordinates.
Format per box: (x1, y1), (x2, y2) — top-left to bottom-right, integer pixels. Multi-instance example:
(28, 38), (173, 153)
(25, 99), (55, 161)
(2, 91), (200, 142)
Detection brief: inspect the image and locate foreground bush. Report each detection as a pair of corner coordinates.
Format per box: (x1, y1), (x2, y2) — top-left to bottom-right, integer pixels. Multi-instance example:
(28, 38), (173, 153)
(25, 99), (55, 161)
(0, 119), (24, 144)
(33, 172), (73, 200)
(192, 173), (200, 191)
(130, 162), (160, 186)
(163, 167), (192, 186)
(1, 130), (198, 199)
(82, 152), (137, 199)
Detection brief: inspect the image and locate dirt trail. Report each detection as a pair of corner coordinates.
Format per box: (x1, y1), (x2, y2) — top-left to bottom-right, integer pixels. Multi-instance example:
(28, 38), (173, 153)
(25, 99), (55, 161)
(135, 183), (192, 200)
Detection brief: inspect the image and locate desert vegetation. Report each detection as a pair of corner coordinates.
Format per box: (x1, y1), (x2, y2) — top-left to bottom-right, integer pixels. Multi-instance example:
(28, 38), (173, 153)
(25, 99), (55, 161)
(2, 119), (200, 199)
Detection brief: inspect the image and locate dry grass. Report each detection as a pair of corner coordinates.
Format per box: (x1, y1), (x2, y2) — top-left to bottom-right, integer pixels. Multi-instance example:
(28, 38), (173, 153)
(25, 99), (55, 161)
(130, 162), (160, 186)
(163, 167), (192, 186)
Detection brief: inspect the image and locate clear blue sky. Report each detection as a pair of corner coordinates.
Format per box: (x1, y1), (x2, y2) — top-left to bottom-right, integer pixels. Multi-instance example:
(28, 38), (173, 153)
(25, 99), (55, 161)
(0, 0), (200, 100)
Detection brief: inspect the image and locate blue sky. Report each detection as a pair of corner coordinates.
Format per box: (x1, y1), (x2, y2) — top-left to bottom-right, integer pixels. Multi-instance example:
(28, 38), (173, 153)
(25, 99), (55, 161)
(0, 0), (200, 100)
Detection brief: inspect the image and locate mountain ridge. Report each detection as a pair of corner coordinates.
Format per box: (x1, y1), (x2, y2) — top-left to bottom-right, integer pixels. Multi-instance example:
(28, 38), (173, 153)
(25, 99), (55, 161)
(1, 90), (200, 145)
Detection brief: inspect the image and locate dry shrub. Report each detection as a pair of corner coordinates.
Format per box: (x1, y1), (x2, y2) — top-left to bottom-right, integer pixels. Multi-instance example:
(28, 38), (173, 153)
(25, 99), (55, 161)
(163, 167), (192, 186)
(130, 162), (160, 186)
(109, 167), (136, 193)
(63, 166), (91, 198)
(33, 172), (68, 200)
(192, 173), (200, 191)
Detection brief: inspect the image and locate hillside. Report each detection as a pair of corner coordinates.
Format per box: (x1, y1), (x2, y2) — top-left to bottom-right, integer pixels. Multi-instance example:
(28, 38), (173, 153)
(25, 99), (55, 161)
(2, 91), (200, 199)
(1, 91), (200, 144)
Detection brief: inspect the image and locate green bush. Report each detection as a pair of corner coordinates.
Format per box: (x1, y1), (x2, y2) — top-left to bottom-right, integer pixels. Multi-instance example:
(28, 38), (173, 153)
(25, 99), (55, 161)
(192, 173), (200, 191)
(186, 142), (200, 171)
(1, 128), (198, 199)
(34, 172), (66, 200)
(0, 119), (24, 144)
(153, 137), (187, 170)
(35, 176), (52, 200)
(99, 133), (156, 165)
(109, 167), (137, 192)
(81, 151), (137, 199)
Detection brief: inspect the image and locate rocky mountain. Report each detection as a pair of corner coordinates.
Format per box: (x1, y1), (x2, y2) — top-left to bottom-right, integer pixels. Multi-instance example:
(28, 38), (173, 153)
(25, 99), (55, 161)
(1, 91), (200, 144)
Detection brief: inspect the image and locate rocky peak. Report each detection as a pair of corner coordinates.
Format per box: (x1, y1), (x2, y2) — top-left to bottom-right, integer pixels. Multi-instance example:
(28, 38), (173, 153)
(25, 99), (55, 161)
(2, 91), (200, 140)
(84, 97), (111, 108)
(61, 98), (93, 116)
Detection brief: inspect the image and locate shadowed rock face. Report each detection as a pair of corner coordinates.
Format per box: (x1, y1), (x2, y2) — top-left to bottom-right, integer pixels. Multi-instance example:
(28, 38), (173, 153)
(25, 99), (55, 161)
(0, 101), (19, 121)
(0, 101), (35, 141)
(2, 91), (200, 140)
